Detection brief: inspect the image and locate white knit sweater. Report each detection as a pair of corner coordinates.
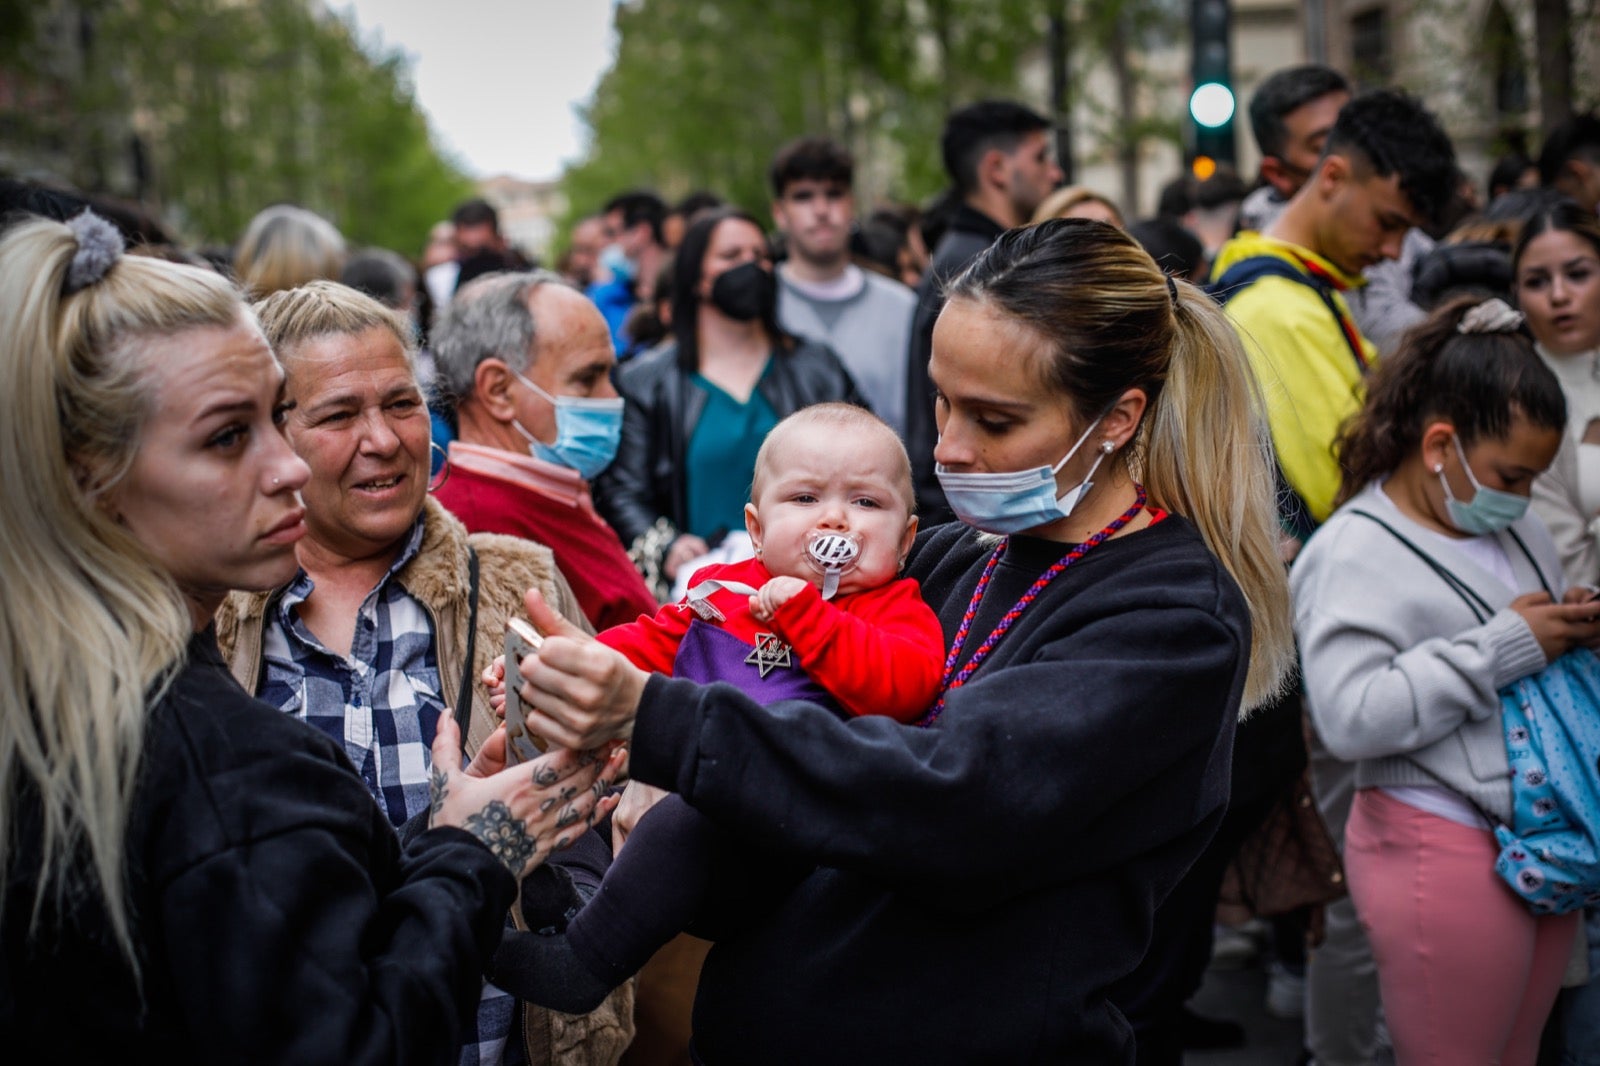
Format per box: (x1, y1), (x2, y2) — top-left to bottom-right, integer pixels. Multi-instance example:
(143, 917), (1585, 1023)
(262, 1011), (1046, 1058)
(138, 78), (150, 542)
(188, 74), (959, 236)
(1530, 343), (1600, 586)
(1291, 481), (1562, 821)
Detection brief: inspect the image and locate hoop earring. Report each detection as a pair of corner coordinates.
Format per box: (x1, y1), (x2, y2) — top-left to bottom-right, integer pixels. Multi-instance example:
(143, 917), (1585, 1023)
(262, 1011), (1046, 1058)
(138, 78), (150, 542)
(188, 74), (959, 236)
(427, 441), (450, 493)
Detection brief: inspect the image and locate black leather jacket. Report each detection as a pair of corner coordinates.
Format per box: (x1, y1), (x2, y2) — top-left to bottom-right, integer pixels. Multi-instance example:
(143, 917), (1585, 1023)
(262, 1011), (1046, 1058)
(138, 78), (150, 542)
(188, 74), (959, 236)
(594, 337), (865, 591)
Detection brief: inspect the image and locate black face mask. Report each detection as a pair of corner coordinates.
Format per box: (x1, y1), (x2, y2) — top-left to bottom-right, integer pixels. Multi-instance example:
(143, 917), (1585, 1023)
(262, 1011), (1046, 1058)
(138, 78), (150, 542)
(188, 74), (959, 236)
(708, 261), (776, 322)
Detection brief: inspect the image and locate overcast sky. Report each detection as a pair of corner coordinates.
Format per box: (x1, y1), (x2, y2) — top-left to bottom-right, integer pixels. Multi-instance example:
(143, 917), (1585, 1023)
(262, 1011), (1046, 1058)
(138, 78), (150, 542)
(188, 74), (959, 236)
(333, 1), (617, 181)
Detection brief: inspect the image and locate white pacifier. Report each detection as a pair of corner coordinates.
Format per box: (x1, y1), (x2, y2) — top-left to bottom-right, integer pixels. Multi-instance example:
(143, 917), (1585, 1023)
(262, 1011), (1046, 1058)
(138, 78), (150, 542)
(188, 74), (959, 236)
(805, 530), (861, 600)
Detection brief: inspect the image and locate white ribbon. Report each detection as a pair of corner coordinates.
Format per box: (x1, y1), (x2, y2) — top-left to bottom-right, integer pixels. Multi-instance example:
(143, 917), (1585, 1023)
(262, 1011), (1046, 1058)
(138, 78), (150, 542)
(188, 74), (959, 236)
(684, 579), (761, 622)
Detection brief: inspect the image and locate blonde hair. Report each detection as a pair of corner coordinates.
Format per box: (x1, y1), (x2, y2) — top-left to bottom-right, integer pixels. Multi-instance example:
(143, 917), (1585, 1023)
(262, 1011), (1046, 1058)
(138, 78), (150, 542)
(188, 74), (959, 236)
(947, 218), (1294, 710)
(1031, 185), (1126, 229)
(0, 215), (244, 963)
(750, 403), (915, 514)
(253, 279), (417, 373)
(233, 204), (347, 297)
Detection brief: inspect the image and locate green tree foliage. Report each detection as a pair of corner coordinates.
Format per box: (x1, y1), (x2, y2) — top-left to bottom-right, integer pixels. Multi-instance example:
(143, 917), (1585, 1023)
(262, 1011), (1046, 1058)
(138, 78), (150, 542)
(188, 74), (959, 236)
(5, 0), (472, 253)
(560, 0), (1049, 225)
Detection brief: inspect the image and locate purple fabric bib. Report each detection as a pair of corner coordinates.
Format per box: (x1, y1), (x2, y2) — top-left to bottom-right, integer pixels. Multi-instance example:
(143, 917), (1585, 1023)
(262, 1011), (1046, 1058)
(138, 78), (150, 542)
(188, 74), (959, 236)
(673, 620), (843, 718)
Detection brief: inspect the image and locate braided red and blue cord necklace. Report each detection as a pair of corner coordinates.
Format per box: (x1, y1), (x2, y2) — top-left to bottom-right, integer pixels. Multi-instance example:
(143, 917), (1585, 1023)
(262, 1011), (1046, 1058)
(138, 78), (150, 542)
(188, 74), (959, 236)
(915, 483), (1149, 727)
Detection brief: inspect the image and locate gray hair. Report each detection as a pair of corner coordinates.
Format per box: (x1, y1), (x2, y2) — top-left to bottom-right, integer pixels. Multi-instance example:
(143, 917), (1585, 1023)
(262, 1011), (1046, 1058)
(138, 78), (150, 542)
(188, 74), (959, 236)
(431, 269), (571, 405)
(233, 204), (347, 297)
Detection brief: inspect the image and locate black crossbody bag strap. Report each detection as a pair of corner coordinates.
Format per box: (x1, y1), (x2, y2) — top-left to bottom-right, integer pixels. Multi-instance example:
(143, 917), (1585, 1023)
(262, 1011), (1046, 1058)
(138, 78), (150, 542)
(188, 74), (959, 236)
(1505, 527), (1555, 599)
(1347, 510), (1493, 622)
(454, 547), (480, 754)
(1345, 508), (1532, 829)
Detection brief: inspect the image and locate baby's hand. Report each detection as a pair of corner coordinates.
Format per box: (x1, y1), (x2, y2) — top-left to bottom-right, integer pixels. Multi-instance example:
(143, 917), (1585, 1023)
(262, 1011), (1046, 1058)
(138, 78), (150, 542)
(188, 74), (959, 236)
(750, 575), (811, 622)
(483, 654), (508, 717)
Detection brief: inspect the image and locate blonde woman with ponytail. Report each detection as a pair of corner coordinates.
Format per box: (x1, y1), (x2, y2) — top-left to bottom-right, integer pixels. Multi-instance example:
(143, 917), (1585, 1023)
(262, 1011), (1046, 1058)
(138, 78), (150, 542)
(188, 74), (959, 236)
(0, 212), (622, 1062)
(459, 217), (1291, 1063)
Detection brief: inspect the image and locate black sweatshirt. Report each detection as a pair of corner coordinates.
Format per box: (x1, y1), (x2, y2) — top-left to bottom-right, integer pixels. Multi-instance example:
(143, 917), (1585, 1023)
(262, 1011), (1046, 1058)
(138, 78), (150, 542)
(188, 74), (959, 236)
(1, 630), (516, 1063)
(628, 517), (1249, 1064)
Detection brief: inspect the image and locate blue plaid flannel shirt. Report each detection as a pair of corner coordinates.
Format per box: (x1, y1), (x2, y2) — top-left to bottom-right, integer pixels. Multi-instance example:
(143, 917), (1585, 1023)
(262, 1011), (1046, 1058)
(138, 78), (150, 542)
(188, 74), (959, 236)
(259, 517), (520, 1065)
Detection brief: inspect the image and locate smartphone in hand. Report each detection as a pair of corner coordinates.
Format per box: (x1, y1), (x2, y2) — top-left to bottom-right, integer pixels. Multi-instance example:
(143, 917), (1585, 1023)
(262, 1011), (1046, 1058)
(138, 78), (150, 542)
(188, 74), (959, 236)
(503, 618), (544, 766)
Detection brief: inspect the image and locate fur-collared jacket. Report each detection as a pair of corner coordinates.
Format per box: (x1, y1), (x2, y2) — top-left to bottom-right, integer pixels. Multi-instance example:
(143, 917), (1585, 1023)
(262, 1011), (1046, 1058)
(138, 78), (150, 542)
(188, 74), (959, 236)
(216, 496), (589, 757)
(215, 496), (633, 1066)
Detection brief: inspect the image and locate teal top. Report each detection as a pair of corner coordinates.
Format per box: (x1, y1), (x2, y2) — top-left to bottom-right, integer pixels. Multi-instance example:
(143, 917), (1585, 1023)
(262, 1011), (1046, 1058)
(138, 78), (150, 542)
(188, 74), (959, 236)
(685, 367), (778, 540)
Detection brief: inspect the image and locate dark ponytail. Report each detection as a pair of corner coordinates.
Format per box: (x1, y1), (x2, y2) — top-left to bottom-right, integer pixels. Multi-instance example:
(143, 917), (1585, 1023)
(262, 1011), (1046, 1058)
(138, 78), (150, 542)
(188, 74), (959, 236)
(1334, 295), (1566, 507)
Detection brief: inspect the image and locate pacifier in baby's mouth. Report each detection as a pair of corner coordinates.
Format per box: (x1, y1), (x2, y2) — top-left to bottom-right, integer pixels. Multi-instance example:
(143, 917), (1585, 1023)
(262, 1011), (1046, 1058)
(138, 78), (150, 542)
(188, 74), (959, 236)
(805, 529), (861, 600)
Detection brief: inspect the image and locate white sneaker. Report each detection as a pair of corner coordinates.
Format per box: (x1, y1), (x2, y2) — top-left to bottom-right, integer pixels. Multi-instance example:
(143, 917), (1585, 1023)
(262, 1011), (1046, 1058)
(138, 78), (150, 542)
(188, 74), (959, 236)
(1210, 924), (1261, 970)
(1265, 961), (1307, 1019)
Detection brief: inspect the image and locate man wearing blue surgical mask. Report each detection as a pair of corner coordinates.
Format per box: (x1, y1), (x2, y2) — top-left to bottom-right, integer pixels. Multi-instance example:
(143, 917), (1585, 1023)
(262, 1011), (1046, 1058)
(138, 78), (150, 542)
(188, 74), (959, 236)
(432, 270), (658, 630)
(588, 190), (669, 358)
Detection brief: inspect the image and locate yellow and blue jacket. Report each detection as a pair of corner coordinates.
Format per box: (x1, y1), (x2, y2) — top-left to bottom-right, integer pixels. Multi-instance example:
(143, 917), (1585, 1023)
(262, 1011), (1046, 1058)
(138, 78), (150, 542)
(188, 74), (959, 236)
(1212, 232), (1377, 532)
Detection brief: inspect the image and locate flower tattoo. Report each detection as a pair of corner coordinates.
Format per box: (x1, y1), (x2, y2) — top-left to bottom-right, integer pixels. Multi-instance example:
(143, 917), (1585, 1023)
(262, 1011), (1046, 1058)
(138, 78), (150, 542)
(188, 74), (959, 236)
(464, 800), (538, 874)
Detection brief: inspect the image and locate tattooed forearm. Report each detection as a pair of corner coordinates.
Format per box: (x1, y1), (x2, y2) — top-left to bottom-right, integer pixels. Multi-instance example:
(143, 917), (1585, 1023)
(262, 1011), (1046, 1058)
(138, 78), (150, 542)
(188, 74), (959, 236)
(428, 765), (449, 824)
(463, 801), (538, 874)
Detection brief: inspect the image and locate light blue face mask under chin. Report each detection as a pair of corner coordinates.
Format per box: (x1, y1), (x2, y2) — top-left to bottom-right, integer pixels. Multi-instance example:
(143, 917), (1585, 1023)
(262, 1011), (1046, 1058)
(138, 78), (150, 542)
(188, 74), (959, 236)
(511, 370), (624, 480)
(598, 243), (637, 285)
(935, 416), (1112, 536)
(1438, 434), (1529, 536)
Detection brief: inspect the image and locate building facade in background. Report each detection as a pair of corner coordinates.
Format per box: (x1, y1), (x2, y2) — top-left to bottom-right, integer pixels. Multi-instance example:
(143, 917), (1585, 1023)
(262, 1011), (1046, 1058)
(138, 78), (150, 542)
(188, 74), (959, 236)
(1017, 0), (1594, 220)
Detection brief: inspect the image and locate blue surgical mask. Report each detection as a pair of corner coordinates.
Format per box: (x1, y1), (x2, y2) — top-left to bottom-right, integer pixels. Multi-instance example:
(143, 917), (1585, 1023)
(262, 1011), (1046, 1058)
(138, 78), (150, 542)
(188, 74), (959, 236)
(510, 370), (625, 480)
(1438, 434), (1528, 535)
(598, 243), (637, 284)
(936, 416), (1113, 535)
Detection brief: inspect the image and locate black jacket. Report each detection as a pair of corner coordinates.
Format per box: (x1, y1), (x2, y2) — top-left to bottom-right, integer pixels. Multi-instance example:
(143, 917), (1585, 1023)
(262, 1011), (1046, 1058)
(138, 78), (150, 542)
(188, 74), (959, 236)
(594, 337), (865, 556)
(904, 204), (1009, 528)
(1, 630), (516, 1063)
(629, 517), (1248, 1064)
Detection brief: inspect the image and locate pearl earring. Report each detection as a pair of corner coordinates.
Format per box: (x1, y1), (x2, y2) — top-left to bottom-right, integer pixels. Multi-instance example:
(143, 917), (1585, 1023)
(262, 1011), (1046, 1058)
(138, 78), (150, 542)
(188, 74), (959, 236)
(1099, 440), (1116, 454)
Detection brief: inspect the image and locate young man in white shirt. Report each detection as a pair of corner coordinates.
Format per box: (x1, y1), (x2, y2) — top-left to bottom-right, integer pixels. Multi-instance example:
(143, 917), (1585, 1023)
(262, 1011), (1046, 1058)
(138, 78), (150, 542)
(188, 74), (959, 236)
(770, 137), (916, 438)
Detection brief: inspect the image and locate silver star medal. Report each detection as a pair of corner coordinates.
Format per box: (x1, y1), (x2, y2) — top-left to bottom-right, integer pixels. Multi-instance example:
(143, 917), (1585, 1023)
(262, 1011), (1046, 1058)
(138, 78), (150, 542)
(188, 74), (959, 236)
(745, 632), (794, 677)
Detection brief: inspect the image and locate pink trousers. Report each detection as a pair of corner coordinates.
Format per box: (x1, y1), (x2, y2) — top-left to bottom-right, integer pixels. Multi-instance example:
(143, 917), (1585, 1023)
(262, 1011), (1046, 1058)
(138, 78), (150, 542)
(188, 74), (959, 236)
(1345, 787), (1578, 1066)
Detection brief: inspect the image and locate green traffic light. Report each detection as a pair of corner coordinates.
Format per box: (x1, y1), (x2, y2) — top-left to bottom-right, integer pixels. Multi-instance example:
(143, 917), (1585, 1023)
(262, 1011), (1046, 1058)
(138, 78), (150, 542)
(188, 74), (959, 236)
(1189, 82), (1235, 129)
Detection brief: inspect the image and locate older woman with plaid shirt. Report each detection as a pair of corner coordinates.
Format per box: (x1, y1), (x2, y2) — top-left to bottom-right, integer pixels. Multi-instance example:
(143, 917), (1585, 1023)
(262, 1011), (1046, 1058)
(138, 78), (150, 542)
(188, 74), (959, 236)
(214, 280), (633, 1066)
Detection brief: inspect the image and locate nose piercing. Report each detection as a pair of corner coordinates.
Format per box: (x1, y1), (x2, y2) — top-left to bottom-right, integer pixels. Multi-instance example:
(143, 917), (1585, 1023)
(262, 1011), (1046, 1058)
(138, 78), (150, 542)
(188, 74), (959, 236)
(272, 476), (281, 487)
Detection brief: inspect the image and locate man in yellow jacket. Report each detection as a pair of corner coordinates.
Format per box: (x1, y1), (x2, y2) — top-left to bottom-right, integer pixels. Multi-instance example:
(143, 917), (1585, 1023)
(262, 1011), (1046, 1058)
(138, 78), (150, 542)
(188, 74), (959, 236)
(1213, 89), (1457, 541)
(1209, 87), (1459, 1066)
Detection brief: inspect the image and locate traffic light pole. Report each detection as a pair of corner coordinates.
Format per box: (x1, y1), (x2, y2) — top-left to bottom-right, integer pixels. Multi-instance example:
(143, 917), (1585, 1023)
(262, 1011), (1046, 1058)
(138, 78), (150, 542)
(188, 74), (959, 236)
(1189, 0), (1236, 176)
(1048, 1), (1076, 185)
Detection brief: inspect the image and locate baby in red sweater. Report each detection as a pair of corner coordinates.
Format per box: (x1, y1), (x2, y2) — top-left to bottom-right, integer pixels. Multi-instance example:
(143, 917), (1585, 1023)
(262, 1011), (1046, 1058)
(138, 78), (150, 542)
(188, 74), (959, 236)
(490, 403), (945, 1014)
(597, 401), (943, 720)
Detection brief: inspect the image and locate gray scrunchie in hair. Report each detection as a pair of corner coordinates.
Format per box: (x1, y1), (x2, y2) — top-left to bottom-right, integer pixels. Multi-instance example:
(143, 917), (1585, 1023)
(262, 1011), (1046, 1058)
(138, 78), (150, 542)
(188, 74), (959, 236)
(1456, 297), (1524, 335)
(63, 211), (125, 294)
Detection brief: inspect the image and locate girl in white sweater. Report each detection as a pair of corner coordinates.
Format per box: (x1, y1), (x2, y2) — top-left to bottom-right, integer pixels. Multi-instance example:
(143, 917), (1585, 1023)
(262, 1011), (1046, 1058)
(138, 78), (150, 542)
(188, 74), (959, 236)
(1523, 202), (1600, 587)
(1292, 295), (1600, 1066)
